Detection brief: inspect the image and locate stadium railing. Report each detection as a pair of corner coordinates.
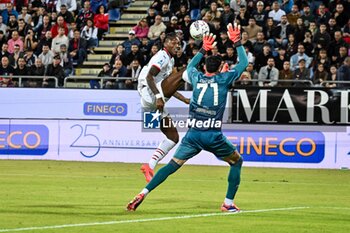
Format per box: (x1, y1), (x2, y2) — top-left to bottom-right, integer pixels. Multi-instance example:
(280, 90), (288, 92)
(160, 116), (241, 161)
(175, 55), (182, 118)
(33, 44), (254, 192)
(1, 75), (58, 87)
(233, 79), (314, 86)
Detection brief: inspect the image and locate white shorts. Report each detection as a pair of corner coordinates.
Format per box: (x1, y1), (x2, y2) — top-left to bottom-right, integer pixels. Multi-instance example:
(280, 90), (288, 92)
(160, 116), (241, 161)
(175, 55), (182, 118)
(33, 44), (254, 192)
(139, 80), (170, 118)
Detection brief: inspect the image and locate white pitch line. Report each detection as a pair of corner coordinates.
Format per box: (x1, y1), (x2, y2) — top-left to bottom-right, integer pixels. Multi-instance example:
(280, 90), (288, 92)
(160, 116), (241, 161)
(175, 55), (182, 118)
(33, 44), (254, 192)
(0, 206), (309, 232)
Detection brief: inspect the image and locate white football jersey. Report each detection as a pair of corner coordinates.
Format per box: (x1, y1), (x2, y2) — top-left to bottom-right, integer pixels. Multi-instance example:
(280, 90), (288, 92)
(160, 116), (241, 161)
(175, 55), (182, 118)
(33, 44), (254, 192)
(137, 49), (174, 92)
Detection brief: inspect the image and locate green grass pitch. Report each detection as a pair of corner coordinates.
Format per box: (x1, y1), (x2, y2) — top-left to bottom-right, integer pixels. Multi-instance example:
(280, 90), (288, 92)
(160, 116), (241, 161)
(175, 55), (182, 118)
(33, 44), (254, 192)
(0, 160), (350, 233)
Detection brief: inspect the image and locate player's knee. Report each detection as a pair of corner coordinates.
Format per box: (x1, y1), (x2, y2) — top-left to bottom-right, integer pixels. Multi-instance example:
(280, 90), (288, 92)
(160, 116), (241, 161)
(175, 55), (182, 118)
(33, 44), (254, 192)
(167, 134), (179, 143)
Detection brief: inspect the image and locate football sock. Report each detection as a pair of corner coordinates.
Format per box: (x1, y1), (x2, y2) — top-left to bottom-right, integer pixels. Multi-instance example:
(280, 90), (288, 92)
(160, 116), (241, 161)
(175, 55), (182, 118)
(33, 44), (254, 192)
(146, 159), (181, 192)
(225, 157), (243, 201)
(224, 198), (233, 206)
(149, 138), (176, 169)
(141, 188), (149, 197)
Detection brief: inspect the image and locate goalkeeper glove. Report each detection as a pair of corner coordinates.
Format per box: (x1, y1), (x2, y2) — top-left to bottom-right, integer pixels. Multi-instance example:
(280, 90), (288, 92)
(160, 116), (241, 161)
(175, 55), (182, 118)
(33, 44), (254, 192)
(202, 33), (217, 51)
(227, 23), (242, 47)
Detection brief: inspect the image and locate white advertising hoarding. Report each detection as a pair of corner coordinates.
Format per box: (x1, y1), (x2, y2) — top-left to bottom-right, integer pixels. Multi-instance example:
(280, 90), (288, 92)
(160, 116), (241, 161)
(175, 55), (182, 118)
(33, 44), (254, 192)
(1, 119), (349, 169)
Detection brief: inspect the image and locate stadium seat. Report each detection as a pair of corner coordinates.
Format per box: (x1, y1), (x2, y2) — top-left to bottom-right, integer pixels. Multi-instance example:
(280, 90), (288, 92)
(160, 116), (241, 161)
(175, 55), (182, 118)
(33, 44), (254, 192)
(108, 8), (121, 22)
(190, 9), (201, 21)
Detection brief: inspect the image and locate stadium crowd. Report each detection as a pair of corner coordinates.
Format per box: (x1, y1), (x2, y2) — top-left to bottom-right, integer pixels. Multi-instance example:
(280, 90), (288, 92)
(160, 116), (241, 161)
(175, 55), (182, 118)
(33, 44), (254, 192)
(0, 0), (349, 88)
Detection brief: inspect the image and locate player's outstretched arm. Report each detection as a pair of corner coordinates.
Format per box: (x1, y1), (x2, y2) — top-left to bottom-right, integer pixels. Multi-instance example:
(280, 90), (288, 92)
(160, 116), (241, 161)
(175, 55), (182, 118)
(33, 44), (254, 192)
(173, 91), (190, 104)
(227, 23), (248, 77)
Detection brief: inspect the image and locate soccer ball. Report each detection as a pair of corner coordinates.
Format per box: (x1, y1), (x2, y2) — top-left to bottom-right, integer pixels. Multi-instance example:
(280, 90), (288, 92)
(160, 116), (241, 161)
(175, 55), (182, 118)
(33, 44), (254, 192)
(190, 20), (210, 40)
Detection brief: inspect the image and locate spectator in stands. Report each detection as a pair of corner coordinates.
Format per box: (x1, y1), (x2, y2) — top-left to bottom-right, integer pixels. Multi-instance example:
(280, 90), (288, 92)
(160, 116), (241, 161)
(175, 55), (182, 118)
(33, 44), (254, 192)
(10, 44), (24, 68)
(36, 31), (53, 55)
(23, 49), (37, 67)
(329, 31), (349, 65)
(240, 31), (253, 52)
(51, 16), (69, 38)
(45, 54), (65, 87)
(313, 23), (331, 51)
(222, 45), (237, 68)
(303, 30), (314, 57)
(125, 59), (141, 89)
(236, 5), (249, 26)
(169, 0), (190, 14)
(275, 47), (289, 71)
(59, 44), (73, 77)
(122, 30), (141, 55)
(332, 3), (348, 28)
(255, 44), (272, 72)
(337, 56), (350, 87)
(2, 3), (18, 25)
(230, 0), (247, 16)
(39, 44), (54, 67)
(290, 44), (312, 71)
(263, 17), (276, 45)
(0, 16), (6, 35)
(181, 14), (191, 41)
(14, 57), (29, 80)
(17, 19), (30, 40)
(125, 43), (144, 67)
(176, 4), (189, 25)
(312, 63), (328, 86)
(335, 46), (349, 68)
(316, 3), (330, 26)
(268, 1), (286, 24)
(270, 15), (293, 49)
(343, 19), (350, 45)
(245, 62), (258, 81)
(36, 15), (52, 41)
(8, 31), (24, 54)
(146, 7), (156, 27)
(107, 59), (127, 89)
(235, 71), (252, 86)
(258, 57), (279, 87)
(94, 4), (109, 41)
(326, 65), (338, 88)
(69, 29), (87, 67)
(252, 31), (266, 55)
(24, 29), (38, 52)
(27, 58), (45, 87)
(145, 44), (159, 64)
(313, 49), (331, 72)
(207, 1), (222, 20)
(148, 15), (167, 41)
(0, 31), (6, 49)
(174, 47), (187, 71)
(243, 18), (262, 43)
(165, 16), (180, 33)
(327, 18), (341, 40)
(293, 58), (311, 86)
(133, 18), (149, 40)
(56, 0), (77, 12)
(7, 15), (19, 38)
(293, 18), (306, 44)
(252, 1), (267, 27)
(301, 5), (315, 28)
(0, 44), (11, 61)
(76, 0), (94, 30)
(81, 18), (98, 53)
(217, 31), (233, 55)
(109, 44), (127, 67)
(92, 62), (111, 88)
(32, 6), (45, 32)
(0, 56), (14, 77)
(159, 3), (172, 26)
(286, 4), (300, 27)
(52, 27), (69, 53)
(18, 6), (31, 24)
(278, 60), (293, 87)
(58, 4), (75, 24)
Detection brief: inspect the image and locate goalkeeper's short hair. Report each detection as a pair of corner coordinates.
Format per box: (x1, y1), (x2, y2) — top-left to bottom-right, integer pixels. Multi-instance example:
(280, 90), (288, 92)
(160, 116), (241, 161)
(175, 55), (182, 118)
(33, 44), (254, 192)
(205, 55), (223, 73)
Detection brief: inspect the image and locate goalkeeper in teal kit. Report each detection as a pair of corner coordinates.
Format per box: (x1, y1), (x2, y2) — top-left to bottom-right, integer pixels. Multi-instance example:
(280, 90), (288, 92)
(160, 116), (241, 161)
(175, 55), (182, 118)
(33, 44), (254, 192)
(127, 23), (249, 212)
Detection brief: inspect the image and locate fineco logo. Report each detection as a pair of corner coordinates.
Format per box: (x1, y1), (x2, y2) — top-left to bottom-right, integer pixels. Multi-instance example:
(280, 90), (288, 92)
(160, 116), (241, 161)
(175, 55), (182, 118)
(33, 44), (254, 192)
(224, 130), (325, 163)
(84, 102), (128, 116)
(0, 124), (49, 155)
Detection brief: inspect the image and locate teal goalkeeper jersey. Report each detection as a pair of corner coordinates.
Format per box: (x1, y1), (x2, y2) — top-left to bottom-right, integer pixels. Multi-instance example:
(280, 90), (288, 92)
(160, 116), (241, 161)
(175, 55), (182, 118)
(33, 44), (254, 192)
(185, 46), (248, 130)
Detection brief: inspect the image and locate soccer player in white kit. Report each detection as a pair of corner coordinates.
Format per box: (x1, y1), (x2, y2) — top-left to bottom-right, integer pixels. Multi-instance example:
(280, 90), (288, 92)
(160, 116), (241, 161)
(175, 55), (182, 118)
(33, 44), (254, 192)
(137, 32), (189, 182)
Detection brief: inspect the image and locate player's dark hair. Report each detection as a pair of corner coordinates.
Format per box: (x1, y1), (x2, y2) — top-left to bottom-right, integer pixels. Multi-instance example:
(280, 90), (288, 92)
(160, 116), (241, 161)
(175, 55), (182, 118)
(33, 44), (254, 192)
(164, 32), (177, 43)
(205, 55), (222, 73)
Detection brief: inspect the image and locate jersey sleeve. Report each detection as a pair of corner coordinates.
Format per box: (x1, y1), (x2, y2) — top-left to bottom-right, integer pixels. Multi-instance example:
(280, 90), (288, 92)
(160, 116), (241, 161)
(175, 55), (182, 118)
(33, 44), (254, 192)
(222, 45), (249, 86)
(151, 51), (169, 71)
(183, 50), (205, 85)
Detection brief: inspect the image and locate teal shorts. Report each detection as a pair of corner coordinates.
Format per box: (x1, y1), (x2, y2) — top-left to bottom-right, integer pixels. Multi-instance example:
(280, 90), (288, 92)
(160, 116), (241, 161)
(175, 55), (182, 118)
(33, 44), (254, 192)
(173, 128), (236, 160)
